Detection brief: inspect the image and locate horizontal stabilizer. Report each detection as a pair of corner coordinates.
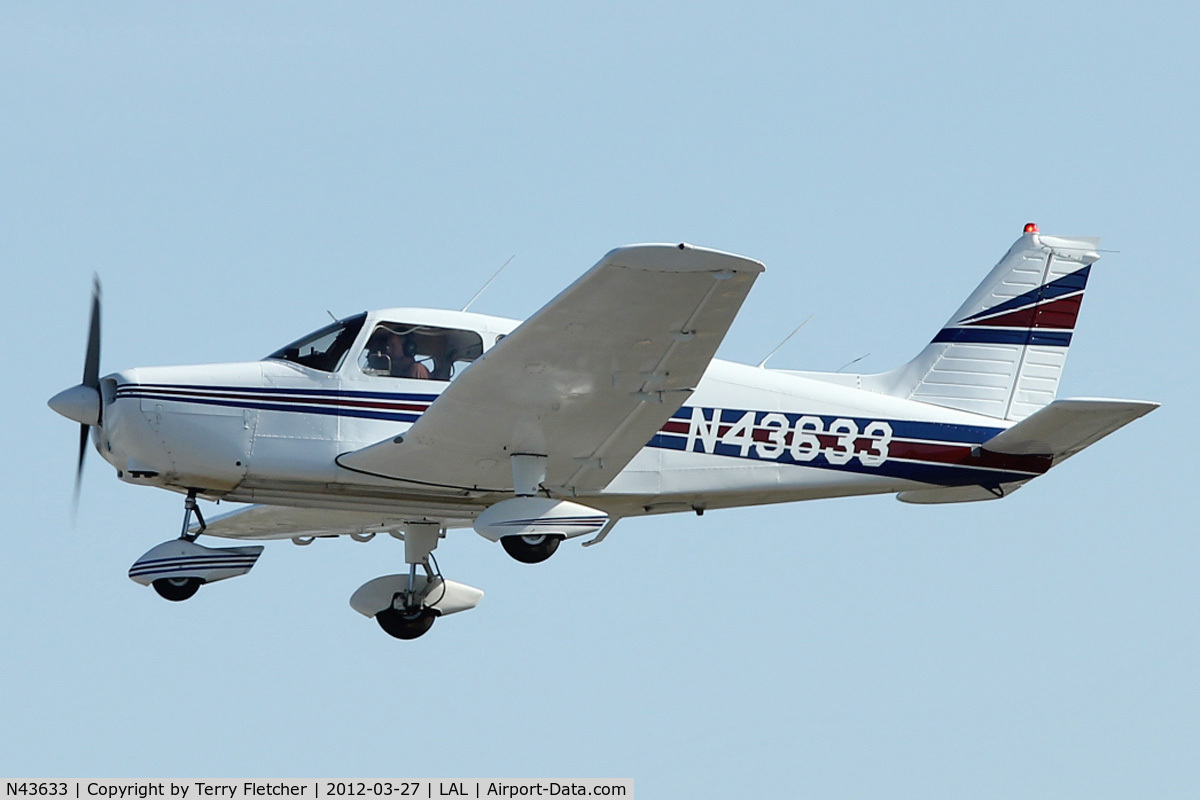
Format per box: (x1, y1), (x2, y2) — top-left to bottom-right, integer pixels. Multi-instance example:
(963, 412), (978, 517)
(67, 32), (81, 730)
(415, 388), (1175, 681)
(981, 398), (1159, 464)
(897, 398), (1156, 504)
(898, 481), (1029, 504)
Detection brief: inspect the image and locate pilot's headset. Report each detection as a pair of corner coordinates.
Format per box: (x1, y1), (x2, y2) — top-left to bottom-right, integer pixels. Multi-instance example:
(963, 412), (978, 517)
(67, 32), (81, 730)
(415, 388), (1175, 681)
(366, 330), (389, 353)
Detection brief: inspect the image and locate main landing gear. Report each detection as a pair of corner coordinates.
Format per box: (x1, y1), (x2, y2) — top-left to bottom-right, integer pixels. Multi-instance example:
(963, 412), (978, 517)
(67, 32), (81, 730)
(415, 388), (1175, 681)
(375, 605), (437, 640)
(383, 522), (441, 640)
(500, 533), (562, 564)
(128, 490), (263, 600)
(349, 522), (484, 641)
(475, 454), (609, 565)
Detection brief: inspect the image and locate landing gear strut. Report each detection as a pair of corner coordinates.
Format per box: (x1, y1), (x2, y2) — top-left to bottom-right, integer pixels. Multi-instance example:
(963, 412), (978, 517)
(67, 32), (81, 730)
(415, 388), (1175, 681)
(151, 490), (208, 600)
(179, 489), (206, 541)
(129, 490), (263, 599)
(381, 522), (442, 640)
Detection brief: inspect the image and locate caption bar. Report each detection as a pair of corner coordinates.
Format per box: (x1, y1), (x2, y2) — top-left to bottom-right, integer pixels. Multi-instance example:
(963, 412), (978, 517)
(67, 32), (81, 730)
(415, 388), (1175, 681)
(3, 783), (632, 800)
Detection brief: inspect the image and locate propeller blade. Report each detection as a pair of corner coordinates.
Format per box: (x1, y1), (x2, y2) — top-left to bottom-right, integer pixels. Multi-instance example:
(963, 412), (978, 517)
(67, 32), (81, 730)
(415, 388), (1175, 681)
(73, 423), (89, 518)
(83, 275), (101, 390)
(73, 275), (102, 519)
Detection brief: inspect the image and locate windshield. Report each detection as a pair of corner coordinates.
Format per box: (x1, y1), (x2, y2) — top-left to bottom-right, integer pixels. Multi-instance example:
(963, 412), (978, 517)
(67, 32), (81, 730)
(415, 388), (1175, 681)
(266, 313), (366, 372)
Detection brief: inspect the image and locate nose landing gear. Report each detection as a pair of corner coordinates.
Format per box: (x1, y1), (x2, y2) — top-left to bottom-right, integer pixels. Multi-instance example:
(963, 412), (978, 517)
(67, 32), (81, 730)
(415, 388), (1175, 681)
(129, 490), (263, 600)
(152, 576), (203, 602)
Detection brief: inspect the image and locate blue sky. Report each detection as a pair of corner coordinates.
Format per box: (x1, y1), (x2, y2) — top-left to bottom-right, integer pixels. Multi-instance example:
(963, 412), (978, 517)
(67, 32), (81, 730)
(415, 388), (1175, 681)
(3, 3), (1197, 797)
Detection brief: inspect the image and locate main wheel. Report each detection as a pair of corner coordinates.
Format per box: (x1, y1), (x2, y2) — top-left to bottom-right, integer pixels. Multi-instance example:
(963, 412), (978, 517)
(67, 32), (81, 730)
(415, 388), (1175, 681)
(501, 533), (563, 564)
(376, 607), (437, 640)
(152, 576), (202, 602)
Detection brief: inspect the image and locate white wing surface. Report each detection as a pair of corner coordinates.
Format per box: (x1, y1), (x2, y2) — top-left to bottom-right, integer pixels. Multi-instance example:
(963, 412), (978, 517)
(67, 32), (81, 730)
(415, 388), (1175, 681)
(197, 504), (415, 540)
(337, 244), (765, 494)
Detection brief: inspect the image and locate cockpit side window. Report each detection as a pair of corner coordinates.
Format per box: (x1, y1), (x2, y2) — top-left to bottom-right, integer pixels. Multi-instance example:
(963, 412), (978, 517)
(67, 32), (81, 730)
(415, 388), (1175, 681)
(359, 323), (484, 381)
(266, 313), (367, 372)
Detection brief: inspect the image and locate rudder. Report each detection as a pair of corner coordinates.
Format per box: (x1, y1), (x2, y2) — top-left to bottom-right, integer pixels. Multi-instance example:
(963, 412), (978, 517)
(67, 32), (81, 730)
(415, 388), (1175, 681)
(868, 225), (1100, 421)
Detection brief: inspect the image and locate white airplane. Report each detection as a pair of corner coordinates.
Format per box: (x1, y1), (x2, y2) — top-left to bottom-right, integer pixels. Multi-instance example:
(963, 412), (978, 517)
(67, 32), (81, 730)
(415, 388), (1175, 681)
(49, 224), (1158, 639)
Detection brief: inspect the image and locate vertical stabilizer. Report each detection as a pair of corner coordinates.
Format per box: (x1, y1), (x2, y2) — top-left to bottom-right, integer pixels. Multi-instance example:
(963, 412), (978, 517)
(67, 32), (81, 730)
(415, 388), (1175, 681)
(868, 226), (1100, 421)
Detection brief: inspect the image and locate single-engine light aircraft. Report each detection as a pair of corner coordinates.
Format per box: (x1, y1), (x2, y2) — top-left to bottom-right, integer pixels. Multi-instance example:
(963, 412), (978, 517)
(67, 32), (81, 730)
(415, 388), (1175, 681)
(49, 225), (1158, 639)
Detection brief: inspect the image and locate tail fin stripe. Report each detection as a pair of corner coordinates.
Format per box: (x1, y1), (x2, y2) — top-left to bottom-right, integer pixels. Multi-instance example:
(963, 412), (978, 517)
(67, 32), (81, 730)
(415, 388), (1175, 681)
(957, 265), (1091, 323)
(957, 294), (1084, 330)
(931, 328), (1073, 347)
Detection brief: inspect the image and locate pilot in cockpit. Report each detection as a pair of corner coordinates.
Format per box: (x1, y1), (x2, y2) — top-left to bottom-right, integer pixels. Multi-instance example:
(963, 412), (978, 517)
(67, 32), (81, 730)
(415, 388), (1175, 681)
(366, 328), (431, 380)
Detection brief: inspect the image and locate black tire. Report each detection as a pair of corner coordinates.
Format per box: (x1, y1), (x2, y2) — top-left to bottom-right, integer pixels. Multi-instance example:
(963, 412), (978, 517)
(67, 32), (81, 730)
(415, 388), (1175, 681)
(376, 607), (437, 640)
(501, 534), (563, 564)
(152, 576), (202, 602)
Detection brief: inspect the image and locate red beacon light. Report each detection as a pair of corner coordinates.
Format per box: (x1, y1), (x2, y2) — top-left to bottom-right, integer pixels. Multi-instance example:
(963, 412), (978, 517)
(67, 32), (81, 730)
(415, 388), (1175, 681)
(1023, 222), (1039, 234)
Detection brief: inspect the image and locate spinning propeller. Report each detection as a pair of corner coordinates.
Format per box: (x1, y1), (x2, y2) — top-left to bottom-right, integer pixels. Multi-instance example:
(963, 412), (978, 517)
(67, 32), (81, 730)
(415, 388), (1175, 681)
(47, 276), (103, 511)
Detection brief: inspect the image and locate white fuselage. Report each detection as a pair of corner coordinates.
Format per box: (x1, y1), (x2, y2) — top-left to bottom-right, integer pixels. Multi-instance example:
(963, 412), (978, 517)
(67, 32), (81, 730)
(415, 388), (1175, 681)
(94, 307), (1046, 536)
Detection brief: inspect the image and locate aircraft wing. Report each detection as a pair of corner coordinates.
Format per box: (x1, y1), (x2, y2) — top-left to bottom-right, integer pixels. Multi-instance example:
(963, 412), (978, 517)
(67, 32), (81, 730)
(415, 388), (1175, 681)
(195, 504), (419, 540)
(337, 243), (765, 494)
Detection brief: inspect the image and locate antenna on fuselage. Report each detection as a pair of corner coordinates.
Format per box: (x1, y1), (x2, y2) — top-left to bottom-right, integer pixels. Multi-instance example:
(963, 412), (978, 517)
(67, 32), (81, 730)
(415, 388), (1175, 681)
(462, 255), (516, 313)
(325, 310), (338, 322)
(756, 314), (813, 369)
(836, 353), (870, 372)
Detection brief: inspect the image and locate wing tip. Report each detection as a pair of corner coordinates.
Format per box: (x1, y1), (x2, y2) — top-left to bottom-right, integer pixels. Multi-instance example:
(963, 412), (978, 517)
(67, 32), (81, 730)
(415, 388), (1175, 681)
(603, 243), (765, 275)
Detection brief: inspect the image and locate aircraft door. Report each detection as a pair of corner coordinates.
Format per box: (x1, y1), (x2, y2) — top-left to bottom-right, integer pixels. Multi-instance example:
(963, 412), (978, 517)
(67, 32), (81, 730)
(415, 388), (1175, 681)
(247, 365), (342, 484)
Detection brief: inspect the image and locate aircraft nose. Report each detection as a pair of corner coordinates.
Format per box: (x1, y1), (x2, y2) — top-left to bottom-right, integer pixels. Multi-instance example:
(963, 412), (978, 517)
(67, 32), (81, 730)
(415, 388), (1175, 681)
(48, 384), (101, 426)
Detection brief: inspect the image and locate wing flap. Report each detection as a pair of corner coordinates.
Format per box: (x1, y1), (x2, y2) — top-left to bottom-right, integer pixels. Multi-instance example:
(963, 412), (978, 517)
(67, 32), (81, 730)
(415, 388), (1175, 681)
(338, 244), (764, 494)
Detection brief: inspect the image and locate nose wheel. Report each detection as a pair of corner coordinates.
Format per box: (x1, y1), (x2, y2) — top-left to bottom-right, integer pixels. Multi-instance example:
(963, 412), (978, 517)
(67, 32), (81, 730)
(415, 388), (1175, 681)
(152, 576), (203, 601)
(129, 491), (263, 600)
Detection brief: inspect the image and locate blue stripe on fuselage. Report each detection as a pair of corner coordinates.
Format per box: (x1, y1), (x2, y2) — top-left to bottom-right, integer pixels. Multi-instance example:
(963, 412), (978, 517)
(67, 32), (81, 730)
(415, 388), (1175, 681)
(116, 384), (1032, 487)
